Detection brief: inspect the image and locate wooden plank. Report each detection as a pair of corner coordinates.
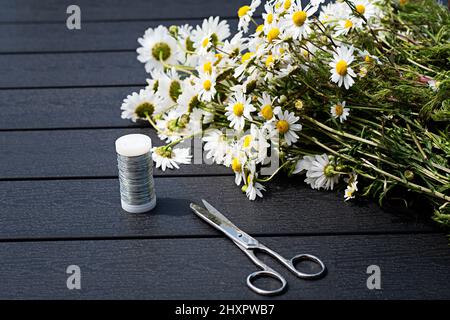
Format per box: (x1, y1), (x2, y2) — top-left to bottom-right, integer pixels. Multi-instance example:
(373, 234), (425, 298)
(0, 87), (143, 130)
(0, 52), (145, 89)
(0, 19), (239, 54)
(0, 128), (230, 179)
(0, 0), (247, 23)
(0, 176), (433, 241)
(0, 233), (448, 299)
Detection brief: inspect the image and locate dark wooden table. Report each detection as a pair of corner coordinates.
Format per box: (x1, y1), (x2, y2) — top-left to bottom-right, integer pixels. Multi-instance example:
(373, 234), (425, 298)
(0, 0), (449, 300)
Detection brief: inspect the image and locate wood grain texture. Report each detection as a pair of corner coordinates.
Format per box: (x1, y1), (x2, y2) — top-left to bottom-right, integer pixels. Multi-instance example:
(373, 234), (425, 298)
(0, 176), (433, 240)
(0, 233), (449, 299)
(0, 52), (145, 89)
(0, 128), (230, 179)
(0, 87), (143, 130)
(0, 20), (238, 53)
(0, 0), (247, 23)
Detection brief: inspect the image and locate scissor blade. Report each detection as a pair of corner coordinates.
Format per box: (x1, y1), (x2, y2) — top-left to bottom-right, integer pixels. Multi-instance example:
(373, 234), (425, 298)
(202, 199), (237, 228)
(190, 200), (258, 249)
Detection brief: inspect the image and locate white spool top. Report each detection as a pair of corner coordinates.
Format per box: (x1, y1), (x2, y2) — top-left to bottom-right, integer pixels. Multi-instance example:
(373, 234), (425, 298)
(115, 134), (152, 157)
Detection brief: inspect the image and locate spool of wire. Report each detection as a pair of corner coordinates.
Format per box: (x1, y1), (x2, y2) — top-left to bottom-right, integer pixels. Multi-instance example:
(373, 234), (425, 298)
(115, 134), (156, 213)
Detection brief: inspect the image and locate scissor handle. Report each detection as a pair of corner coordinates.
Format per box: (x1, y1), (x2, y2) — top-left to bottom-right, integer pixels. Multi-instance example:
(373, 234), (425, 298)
(288, 253), (327, 279)
(246, 270), (287, 296)
(256, 245), (326, 280)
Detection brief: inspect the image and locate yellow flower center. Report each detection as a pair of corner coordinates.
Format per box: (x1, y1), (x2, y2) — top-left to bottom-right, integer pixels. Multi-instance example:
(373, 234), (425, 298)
(267, 28), (280, 42)
(364, 55), (372, 63)
(256, 24), (264, 33)
(243, 135), (252, 148)
(284, 0), (292, 10)
(265, 54), (274, 67)
(266, 13), (274, 24)
(344, 19), (353, 29)
(276, 120), (289, 134)
(241, 52), (254, 64)
(215, 53), (223, 65)
(238, 5), (250, 18)
(302, 49), (309, 59)
(203, 61), (212, 74)
(203, 80), (212, 91)
(231, 157), (242, 172)
(233, 103), (244, 116)
(355, 4), (366, 15)
(202, 37), (209, 48)
(334, 104), (344, 116)
(292, 11), (307, 26)
(261, 105), (273, 120)
(336, 60), (348, 76)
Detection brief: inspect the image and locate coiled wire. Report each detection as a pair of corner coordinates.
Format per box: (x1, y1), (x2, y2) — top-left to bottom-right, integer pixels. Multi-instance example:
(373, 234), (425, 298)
(117, 152), (156, 206)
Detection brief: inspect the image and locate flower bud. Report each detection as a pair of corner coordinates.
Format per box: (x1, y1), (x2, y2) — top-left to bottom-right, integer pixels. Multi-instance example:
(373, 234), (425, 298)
(295, 99), (304, 111)
(404, 170), (414, 181)
(169, 25), (179, 37)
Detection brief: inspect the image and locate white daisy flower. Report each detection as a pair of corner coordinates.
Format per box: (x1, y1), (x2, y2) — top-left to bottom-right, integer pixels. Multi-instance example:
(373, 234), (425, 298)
(334, 17), (359, 37)
(229, 143), (248, 185)
(344, 176), (358, 201)
(264, 22), (283, 45)
(156, 68), (182, 108)
(351, 0), (380, 21)
(245, 161), (265, 200)
(275, 0), (293, 13)
(196, 52), (218, 76)
(192, 16), (230, 54)
(152, 146), (192, 171)
(145, 77), (158, 93)
(195, 71), (217, 102)
(319, 2), (349, 25)
(330, 101), (350, 123)
(303, 154), (340, 190)
(257, 93), (276, 122)
(120, 89), (165, 122)
(241, 124), (270, 164)
(358, 49), (382, 65)
(203, 129), (229, 164)
(428, 79), (439, 92)
(234, 51), (256, 79)
(262, 3), (277, 28)
(222, 32), (247, 59)
(177, 24), (194, 52)
(225, 92), (256, 131)
(281, 1), (317, 40)
(238, 0), (261, 33)
(137, 26), (180, 73)
(274, 108), (302, 146)
(155, 110), (195, 143)
(175, 79), (200, 116)
(329, 45), (356, 89)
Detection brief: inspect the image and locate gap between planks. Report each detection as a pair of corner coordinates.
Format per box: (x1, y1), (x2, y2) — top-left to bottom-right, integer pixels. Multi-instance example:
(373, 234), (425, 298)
(0, 229), (442, 244)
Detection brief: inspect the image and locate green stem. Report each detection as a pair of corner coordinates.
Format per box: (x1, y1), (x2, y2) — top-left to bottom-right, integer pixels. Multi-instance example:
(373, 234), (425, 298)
(302, 115), (379, 147)
(361, 159), (450, 202)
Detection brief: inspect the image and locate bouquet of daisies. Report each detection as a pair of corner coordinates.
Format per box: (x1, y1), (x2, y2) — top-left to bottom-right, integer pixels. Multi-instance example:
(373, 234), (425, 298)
(120, 0), (450, 227)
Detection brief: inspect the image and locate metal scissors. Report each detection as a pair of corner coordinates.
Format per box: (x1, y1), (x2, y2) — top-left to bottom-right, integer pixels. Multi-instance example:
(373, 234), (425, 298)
(190, 200), (326, 296)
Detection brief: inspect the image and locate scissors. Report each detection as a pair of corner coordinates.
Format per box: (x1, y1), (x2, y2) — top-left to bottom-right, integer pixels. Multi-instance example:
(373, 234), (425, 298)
(190, 200), (326, 296)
